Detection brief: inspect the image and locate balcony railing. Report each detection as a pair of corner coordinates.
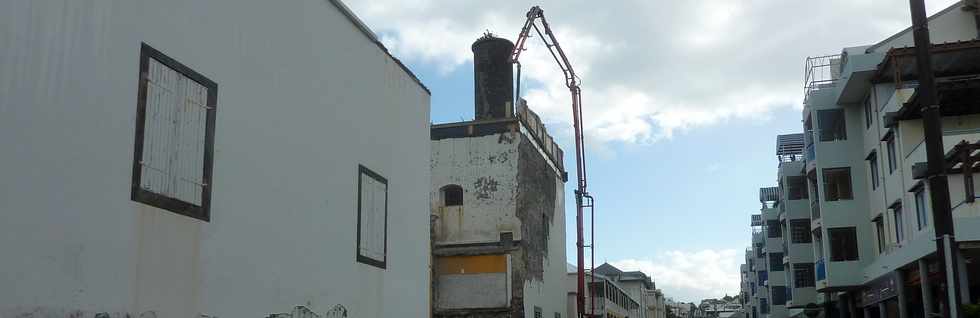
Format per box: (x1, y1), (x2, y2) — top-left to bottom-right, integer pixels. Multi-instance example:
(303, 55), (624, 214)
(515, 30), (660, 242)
(803, 54), (842, 104)
(803, 130), (816, 161)
(815, 259), (826, 281)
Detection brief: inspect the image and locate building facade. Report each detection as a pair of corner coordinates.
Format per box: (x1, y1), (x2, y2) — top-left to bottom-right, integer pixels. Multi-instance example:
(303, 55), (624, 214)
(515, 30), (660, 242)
(0, 0), (431, 317)
(430, 35), (568, 318)
(594, 263), (668, 318)
(741, 2), (980, 318)
(567, 269), (643, 318)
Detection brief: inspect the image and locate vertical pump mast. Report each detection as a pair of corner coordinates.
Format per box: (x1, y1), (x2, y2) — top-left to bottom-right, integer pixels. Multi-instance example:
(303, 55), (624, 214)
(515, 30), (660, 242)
(509, 6), (595, 318)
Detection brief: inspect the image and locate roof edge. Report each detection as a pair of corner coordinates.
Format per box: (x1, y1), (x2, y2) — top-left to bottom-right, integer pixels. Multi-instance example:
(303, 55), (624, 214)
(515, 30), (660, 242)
(326, 0), (431, 95)
(865, 1), (965, 53)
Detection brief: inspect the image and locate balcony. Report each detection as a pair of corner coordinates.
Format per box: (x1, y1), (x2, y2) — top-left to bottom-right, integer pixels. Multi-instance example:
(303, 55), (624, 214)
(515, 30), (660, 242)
(803, 54), (842, 105)
(815, 259), (826, 281)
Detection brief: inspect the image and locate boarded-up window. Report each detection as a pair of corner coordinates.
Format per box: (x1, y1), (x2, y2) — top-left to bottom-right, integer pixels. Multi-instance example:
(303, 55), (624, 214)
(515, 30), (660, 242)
(132, 43), (217, 221)
(357, 165), (387, 268)
(437, 255), (508, 309)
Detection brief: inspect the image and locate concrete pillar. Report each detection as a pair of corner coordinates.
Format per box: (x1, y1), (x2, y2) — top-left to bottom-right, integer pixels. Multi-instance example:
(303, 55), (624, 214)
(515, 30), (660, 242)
(957, 251), (971, 304)
(919, 259), (934, 317)
(896, 270), (908, 318)
(878, 302), (886, 318)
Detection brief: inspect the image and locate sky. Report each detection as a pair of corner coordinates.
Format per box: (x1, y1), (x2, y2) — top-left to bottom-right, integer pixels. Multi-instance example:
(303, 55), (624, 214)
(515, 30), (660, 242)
(345, 0), (960, 303)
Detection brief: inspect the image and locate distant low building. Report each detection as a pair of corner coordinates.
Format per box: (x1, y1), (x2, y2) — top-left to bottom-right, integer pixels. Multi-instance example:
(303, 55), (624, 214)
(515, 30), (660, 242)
(569, 266), (642, 318)
(593, 263), (667, 318)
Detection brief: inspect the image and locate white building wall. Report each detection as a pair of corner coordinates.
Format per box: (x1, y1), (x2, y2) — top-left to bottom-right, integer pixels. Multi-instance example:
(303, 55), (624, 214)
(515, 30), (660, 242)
(0, 1), (431, 317)
(431, 134), (522, 243)
(523, 175), (567, 318)
(869, 2), (978, 54)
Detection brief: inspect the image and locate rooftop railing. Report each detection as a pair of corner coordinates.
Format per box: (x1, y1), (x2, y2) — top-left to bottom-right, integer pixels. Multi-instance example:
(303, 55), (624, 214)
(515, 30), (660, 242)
(803, 54), (842, 105)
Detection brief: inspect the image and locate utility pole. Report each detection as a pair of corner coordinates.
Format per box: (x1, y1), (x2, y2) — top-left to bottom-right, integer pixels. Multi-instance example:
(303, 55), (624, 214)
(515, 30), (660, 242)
(907, 1), (964, 317)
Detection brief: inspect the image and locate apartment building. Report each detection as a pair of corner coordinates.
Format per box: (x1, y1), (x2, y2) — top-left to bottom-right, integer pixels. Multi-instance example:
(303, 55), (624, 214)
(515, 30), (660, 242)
(744, 214), (771, 318)
(761, 187), (791, 318)
(0, 0), (431, 317)
(775, 135), (818, 317)
(740, 2), (980, 318)
(430, 34), (568, 318)
(801, 2), (980, 317)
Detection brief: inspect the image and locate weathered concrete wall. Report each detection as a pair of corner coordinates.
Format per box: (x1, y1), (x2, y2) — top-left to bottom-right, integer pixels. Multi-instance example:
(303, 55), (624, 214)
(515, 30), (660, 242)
(0, 0), (431, 317)
(431, 132), (522, 244)
(516, 133), (568, 318)
(430, 129), (566, 318)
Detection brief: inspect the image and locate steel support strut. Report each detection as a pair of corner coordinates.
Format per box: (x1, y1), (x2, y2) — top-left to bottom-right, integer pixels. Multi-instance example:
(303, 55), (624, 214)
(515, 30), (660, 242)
(908, 0), (964, 317)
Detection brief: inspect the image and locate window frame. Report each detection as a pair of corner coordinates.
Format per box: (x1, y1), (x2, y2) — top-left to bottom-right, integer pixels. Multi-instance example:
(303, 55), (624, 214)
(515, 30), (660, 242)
(864, 95), (874, 129)
(914, 187), (929, 230)
(767, 220), (782, 238)
(886, 134), (898, 174)
(771, 286), (787, 306)
(356, 164), (389, 269)
(828, 227), (859, 262)
(817, 109), (847, 142)
(441, 184), (463, 207)
(769, 252), (784, 272)
(131, 42), (218, 222)
(893, 203), (904, 243)
(867, 151), (880, 190)
(792, 263), (815, 288)
(786, 176), (808, 200)
(875, 217), (887, 254)
(822, 167), (854, 201)
(789, 219), (812, 244)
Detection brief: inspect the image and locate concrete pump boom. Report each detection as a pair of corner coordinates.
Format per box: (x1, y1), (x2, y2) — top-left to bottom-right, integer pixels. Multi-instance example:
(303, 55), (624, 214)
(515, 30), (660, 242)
(509, 6), (595, 318)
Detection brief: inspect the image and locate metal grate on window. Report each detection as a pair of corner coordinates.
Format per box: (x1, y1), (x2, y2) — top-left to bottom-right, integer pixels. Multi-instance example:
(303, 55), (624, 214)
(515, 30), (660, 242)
(790, 219), (812, 244)
(793, 263), (815, 288)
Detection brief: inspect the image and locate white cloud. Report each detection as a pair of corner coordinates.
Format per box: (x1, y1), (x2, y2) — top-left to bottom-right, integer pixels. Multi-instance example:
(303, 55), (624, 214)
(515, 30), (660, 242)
(611, 249), (741, 303)
(344, 0), (960, 145)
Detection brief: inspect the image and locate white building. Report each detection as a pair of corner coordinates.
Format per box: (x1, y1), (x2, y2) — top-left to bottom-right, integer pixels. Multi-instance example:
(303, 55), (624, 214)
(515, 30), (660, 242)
(430, 35), (568, 318)
(0, 1), (431, 317)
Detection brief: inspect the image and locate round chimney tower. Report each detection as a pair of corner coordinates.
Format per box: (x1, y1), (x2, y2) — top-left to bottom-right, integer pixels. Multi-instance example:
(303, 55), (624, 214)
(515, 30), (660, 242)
(471, 34), (514, 120)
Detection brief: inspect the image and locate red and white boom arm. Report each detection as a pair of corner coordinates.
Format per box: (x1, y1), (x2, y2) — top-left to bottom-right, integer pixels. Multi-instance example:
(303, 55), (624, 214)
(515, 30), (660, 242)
(509, 6), (594, 318)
